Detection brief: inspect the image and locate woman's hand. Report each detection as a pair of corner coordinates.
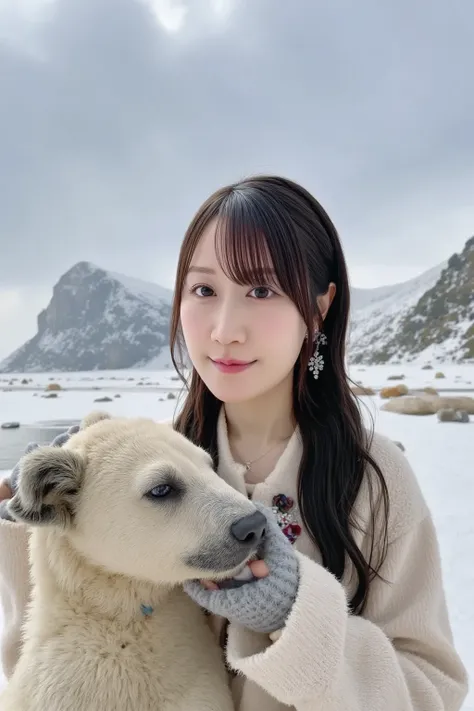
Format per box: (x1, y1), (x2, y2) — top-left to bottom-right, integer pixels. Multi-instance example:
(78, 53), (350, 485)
(0, 479), (12, 502)
(183, 502), (300, 634)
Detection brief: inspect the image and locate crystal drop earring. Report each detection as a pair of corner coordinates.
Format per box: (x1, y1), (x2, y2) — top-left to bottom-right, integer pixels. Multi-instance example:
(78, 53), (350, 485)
(308, 330), (327, 380)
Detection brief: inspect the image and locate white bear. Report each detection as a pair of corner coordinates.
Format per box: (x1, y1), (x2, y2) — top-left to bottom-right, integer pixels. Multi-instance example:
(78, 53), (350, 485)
(1, 412), (266, 711)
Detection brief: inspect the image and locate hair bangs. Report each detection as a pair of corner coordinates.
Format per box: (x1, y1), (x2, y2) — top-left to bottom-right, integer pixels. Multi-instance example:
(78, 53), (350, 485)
(213, 199), (275, 290)
(213, 189), (311, 317)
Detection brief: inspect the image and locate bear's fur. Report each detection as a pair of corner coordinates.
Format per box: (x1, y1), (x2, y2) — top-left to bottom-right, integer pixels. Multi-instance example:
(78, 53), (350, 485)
(1, 412), (265, 711)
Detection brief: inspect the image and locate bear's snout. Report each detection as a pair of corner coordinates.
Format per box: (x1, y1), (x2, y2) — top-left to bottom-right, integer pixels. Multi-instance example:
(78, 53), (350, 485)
(183, 500), (268, 578)
(230, 510), (266, 545)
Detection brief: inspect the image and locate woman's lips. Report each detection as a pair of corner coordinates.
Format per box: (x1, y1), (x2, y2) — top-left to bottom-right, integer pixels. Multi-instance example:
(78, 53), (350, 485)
(210, 358), (256, 374)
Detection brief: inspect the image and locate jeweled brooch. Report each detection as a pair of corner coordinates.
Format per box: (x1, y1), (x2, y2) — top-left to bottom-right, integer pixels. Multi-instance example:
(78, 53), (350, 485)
(272, 494), (302, 544)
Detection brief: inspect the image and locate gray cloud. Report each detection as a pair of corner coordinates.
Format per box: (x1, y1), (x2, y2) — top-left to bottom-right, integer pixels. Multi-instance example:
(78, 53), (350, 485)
(0, 0), (473, 356)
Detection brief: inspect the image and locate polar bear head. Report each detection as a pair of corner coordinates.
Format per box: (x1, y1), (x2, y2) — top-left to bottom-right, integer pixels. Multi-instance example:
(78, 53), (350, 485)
(8, 412), (266, 585)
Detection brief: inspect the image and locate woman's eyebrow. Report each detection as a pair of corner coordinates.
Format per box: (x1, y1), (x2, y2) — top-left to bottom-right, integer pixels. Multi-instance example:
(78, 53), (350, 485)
(187, 266), (216, 275)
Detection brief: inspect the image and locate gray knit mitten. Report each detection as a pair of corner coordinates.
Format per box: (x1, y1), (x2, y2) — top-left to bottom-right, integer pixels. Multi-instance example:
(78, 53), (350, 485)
(0, 424), (80, 521)
(183, 501), (300, 634)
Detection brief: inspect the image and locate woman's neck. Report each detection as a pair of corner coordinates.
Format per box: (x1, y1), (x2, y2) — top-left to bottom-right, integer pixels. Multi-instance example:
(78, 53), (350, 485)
(223, 377), (295, 483)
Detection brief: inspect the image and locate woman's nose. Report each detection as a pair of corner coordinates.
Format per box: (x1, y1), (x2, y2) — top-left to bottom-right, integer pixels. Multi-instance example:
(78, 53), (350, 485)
(210, 302), (246, 345)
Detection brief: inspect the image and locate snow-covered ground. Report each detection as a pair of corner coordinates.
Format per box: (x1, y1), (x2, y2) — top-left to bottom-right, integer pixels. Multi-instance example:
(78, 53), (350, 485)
(349, 362), (473, 391)
(2, 362), (472, 393)
(0, 367), (183, 392)
(0, 363), (472, 707)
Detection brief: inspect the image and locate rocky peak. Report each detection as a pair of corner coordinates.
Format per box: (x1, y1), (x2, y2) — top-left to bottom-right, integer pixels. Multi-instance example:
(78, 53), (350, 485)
(352, 236), (473, 364)
(0, 262), (173, 372)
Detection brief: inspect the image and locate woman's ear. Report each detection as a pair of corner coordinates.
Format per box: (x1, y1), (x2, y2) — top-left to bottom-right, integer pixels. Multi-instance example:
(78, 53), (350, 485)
(316, 282), (336, 324)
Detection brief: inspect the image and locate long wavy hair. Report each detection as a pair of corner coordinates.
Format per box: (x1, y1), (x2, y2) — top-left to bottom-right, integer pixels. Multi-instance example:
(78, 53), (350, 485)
(170, 175), (389, 614)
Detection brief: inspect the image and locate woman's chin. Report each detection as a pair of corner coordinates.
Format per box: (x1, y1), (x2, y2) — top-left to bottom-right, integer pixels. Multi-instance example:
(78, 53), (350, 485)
(200, 376), (256, 403)
(193, 359), (290, 405)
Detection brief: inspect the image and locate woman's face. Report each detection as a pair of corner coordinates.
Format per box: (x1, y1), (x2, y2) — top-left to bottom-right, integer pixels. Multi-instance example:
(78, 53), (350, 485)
(179, 220), (307, 405)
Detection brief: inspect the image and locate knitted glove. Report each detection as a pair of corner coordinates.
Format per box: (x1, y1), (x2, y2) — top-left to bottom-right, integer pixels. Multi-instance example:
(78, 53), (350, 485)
(0, 424), (80, 521)
(183, 501), (300, 634)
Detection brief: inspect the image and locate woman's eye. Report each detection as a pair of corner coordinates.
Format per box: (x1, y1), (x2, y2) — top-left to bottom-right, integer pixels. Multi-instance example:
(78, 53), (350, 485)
(250, 286), (274, 299)
(148, 484), (173, 498)
(192, 285), (214, 297)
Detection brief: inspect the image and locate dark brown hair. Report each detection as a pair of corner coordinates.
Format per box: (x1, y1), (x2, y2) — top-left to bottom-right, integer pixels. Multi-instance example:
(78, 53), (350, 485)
(170, 175), (389, 614)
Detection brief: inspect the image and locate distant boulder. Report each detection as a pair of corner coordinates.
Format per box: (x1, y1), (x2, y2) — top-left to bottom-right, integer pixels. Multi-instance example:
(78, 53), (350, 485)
(380, 384), (409, 399)
(1, 421), (20, 429)
(437, 408), (469, 423)
(381, 396), (437, 416)
(382, 394), (474, 416)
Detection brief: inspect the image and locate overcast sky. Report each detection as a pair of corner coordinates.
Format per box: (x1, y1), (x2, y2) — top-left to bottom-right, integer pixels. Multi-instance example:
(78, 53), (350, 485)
(0, 0), (473, 360)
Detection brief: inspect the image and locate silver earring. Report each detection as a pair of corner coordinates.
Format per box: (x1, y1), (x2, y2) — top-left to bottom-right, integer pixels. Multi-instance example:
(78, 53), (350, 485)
(308, 331), (327, 379)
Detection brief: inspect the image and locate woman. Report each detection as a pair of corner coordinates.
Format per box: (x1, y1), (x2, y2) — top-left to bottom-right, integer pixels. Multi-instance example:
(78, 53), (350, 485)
(0, 175), (468, 710)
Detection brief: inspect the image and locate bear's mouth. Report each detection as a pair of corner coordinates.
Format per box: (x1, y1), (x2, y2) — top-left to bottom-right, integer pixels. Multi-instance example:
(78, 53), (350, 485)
(184, 539), (260, 579)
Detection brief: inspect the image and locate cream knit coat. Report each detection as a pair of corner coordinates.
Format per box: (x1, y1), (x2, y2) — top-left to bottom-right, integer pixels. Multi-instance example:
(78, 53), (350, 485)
(0, 411), (469, 710)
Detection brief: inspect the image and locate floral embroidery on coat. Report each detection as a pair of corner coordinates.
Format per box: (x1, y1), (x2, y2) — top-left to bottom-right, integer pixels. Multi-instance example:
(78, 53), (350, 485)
(272, 494), (302, 544)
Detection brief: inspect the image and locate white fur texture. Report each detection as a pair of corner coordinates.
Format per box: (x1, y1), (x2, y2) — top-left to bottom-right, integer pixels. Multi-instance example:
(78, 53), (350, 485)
(1, 413), (260, 711)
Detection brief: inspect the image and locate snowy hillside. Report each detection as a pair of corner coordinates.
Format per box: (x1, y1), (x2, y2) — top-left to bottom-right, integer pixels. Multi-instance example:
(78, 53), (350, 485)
(0, 262), (173, 373)
(348, 263), (446, 364)
(349, 236), (474, 365)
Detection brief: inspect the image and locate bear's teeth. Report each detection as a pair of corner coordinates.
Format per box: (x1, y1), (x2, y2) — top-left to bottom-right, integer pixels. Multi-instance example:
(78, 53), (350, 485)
(232, 565), (254, 582)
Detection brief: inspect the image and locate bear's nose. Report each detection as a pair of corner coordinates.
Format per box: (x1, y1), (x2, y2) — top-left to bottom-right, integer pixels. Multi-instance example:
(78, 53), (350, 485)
(231, 510), (266, 544)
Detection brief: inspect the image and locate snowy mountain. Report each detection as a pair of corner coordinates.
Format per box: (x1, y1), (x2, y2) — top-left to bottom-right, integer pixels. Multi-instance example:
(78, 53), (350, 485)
(348, 236), (474, 364)
(0, 262), (173, 373)
(348, 263), (446, 364)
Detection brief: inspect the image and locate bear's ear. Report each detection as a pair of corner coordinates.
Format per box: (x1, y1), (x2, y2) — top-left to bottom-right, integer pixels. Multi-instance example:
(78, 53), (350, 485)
(80, 410), (112, 430)
(7, 447), (84, 529)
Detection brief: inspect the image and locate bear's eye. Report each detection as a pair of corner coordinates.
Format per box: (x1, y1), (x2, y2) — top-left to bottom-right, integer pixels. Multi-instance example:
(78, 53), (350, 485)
(148, 484), (173, 498)
(143, 472), (183, 502)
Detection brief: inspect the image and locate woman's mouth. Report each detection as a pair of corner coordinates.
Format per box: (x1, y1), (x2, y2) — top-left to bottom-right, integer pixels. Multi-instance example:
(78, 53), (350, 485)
(210, 358), (256, 374)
